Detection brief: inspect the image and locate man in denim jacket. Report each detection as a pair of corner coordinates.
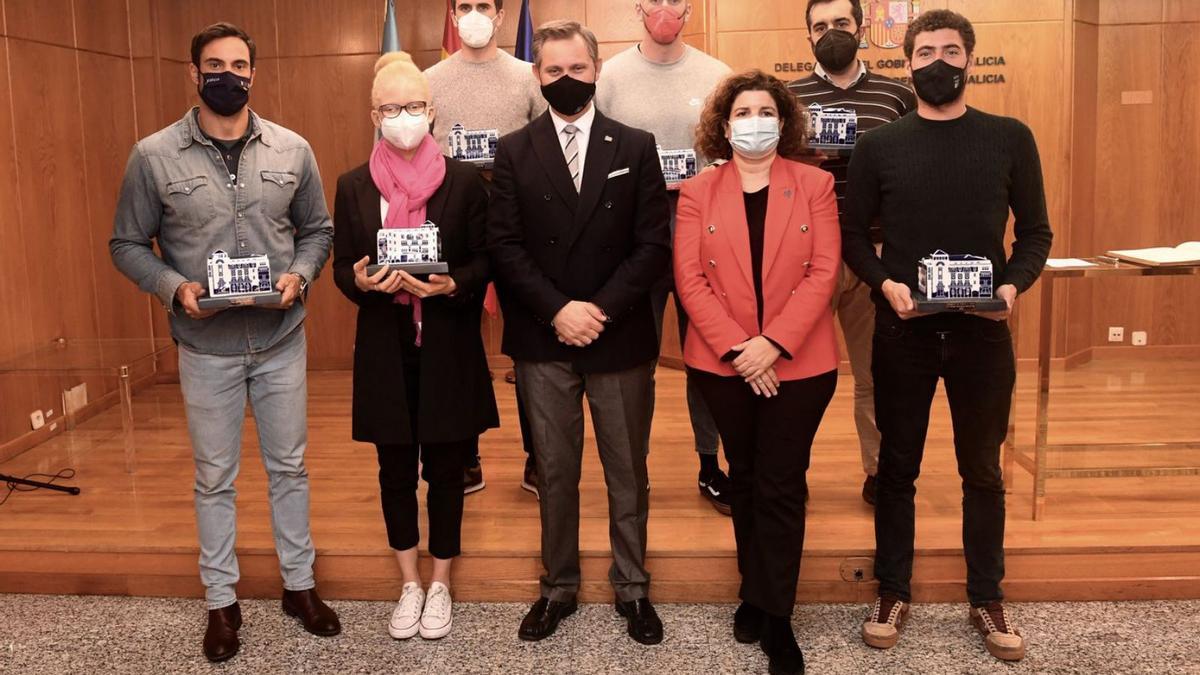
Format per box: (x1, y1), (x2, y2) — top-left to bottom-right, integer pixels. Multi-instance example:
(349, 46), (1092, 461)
(109, 23), (336, 663)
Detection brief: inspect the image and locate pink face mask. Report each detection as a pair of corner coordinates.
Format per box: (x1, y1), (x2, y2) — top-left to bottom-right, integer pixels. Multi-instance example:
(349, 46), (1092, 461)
(642, 5), (686, 45)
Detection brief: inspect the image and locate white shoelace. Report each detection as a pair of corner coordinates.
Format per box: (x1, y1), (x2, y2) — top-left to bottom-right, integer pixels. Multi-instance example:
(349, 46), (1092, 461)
(977, 605), (1016, 635)
(423, 583), (452, 624)
(393, 583), (424, 625)
(871, 597), (904, 625)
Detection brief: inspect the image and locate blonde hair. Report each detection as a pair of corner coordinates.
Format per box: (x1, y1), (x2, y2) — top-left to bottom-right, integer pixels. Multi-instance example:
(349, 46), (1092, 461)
(532, 20), (600, 68)
(371, 51), (428, 105)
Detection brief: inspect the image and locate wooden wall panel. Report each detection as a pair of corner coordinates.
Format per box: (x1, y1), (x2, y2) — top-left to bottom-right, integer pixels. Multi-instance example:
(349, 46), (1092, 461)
(276, 54), (379, 368)
(79, 51), (149, 342)
(1066, 20), (1098, 357)
(275, 0), (379, 57)
(128, 0), (155, 59)
(1098, 0), (1163, 25)
(0, 36), (42, 445)
(4, 0), (75, 48)
(153, 0), (278, 63)
(1164, 0), (1200, 22)
(948, 0), (1063, 23)
(72, 0), (130, 57)
(8, 42), (97, 344)
(131, 58), (162, 138)
(1075, 0), (1101, 23)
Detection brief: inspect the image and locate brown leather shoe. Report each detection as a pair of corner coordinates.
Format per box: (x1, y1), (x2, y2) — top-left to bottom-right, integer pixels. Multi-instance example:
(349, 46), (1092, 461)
(203, 602), (241, 662)
(282, 588), (341, 636)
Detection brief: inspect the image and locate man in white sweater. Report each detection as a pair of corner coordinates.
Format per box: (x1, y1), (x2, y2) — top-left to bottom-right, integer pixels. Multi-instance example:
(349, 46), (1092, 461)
(425, 0), (546, 498)
(595, 0), (734, 516)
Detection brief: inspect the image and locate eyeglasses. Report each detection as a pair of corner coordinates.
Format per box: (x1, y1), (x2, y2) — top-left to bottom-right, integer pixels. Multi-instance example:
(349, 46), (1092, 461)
(377, 101), (428, 118)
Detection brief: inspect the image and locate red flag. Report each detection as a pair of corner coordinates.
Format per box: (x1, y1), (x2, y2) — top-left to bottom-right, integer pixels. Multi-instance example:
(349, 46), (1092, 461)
(441, 0), (461, 59)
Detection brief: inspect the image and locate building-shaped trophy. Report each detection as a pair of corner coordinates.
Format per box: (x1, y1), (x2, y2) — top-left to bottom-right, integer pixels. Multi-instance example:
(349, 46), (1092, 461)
(657, 145), (698, 189)
(198, 250), (281, 309)
(805, 103), (858, 157)
(366, 221), (449, 277)
(447, 123), (499, 169)
(913, 250), (1006, 313)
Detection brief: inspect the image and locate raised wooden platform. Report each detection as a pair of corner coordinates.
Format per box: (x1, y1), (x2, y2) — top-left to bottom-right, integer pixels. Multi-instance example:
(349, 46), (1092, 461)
(1, 360), (1198, 604)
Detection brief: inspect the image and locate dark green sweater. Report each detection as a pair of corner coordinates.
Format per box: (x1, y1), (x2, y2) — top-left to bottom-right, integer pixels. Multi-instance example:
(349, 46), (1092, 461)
(842, 107), (1053, 315)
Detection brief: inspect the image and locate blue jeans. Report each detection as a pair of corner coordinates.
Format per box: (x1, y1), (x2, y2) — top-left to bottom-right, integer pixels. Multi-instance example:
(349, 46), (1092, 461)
(178, 326), (316, 609)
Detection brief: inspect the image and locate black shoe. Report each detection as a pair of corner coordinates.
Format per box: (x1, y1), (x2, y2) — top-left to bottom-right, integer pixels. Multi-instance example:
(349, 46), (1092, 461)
(615, 597), (664, 645)
(518, 597), (577, 641)
(698, 469), (732, 516)
(203, 602), (242, 663)
(464, 463), (486, 495)
(521, 461), (539, 499)
(282, 588), (341, 636)
(862, 475), (877, 506)
(733, 601), (766, 644)
(762, 615), (804, 675)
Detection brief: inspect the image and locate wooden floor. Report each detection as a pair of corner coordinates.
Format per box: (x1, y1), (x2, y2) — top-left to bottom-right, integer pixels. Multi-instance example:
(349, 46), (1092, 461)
(1, 358), (1198, 604)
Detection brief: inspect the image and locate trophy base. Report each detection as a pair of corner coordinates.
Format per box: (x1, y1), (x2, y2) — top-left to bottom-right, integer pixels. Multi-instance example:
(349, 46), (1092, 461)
(807, 144), (854, 158)
(366, 262), (450, 277)
(198, 291), (283, 310)
(912, 290), (1007, 314)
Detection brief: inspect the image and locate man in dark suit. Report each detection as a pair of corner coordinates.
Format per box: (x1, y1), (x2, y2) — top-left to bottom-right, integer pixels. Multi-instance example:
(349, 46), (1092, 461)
(487, 19), (671, 646)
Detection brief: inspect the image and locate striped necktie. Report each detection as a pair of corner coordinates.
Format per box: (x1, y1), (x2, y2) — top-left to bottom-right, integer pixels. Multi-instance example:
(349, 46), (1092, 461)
(562, 124), (580, 193)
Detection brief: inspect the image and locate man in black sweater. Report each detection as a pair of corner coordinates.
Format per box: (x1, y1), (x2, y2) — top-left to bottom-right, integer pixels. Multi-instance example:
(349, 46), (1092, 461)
(843, 10), (1052, 663)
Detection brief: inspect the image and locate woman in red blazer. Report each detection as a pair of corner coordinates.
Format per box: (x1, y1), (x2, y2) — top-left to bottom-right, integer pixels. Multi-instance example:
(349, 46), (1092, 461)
(674, 70), (841, 675)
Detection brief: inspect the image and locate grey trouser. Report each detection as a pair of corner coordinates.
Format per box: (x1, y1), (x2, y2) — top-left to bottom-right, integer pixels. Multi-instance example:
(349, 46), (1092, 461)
(516, 359), (654, 602)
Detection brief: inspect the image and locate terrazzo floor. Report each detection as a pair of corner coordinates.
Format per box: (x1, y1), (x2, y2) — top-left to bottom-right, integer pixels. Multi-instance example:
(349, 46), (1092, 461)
(1, 595), (1197, 674)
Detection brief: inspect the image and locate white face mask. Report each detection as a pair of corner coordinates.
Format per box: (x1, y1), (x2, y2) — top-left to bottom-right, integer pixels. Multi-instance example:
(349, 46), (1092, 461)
(381, 111), (429, 150)
(457, 11), (496, 49)
(728, 116), (780, 160)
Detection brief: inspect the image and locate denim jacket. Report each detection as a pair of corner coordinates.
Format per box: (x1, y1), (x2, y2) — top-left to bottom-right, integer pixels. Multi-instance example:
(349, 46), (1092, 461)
(110, 108), (333, 355)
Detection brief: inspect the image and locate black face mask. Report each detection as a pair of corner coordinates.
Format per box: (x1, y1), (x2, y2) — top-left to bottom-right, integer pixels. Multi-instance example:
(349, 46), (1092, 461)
(911, 59), (967, 106)
(198, 71), (251, 117)
(813, 29), (860, 73)
(540, 74), (596, 117)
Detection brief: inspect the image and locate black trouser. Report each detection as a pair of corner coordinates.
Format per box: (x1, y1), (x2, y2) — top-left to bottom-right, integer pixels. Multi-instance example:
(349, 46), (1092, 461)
(692, 367), (838, 617)
(377, 439), (469, 558)
(871, 312), (1014, 606)
(376, 345), (469, 559)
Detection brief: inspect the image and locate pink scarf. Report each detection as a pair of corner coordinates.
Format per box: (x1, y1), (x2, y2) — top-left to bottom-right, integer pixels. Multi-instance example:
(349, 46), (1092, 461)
(369, 134), (446, 346)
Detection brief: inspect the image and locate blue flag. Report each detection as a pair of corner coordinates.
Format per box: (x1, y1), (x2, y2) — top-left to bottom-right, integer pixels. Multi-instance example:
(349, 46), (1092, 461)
(381, 0), (400, 53)
(514, 0), (534, 62)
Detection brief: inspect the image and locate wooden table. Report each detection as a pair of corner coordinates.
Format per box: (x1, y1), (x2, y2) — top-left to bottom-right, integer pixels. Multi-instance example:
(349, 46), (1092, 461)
(1003, 258), (1200, 519)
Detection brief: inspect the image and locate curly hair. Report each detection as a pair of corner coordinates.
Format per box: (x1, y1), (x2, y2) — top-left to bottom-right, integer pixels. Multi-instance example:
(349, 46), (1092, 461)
(904, 9), (976, 59)
(695, 70), (808, 162)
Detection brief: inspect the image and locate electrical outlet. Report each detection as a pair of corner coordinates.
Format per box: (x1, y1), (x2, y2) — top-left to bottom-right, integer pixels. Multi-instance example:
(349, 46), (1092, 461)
(1132, 331), (1147, 346)
(29, 410), (45, 430)
(1108, 326), (1124, 343)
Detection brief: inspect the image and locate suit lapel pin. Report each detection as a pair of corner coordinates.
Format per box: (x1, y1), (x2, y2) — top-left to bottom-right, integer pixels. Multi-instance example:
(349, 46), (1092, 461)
(604, 135), (613, 142)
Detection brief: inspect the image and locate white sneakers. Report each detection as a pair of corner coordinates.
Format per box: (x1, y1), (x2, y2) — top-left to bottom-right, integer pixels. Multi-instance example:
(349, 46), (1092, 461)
(388, 581), (453, 640)
(388, 582), (425, 639)
(419, 581), (453, 640)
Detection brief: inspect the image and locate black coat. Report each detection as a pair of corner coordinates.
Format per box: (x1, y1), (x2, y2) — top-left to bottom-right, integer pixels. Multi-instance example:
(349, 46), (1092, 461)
(486, 110), (671, 373)
(333, 158), (499, 445)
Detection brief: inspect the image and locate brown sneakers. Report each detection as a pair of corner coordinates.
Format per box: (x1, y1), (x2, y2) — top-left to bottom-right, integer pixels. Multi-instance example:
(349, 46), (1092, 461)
(970, 602), (1026, 661)
(861, 594), (910, 649)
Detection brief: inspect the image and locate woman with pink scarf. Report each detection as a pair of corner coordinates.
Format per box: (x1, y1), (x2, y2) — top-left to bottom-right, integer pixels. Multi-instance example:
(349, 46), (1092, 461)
(332, 52), (497, 641)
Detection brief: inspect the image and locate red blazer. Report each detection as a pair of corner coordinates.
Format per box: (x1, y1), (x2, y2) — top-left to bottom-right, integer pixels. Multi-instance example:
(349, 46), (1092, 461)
(674, 158), (841, 381)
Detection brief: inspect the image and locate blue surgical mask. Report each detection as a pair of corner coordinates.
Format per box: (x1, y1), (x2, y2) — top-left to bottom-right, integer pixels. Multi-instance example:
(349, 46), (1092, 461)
(729, 116), (780, 160)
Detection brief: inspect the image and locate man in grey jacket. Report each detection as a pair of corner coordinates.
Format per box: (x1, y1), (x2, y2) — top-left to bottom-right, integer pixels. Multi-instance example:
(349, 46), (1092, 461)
(109, 23), (337, 663)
